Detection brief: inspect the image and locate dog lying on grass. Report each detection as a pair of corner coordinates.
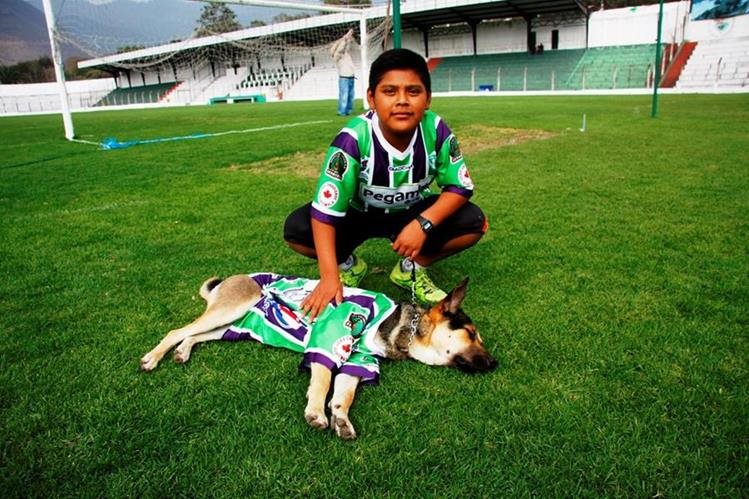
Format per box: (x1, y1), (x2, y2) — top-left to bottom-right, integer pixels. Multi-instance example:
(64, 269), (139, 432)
(140, 273), (496, 439)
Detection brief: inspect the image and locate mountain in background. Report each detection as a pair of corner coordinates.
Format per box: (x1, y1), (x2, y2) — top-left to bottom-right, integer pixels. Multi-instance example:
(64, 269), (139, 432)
(25, 0), (204, 53)
(2, 0), (288, 65)
(0, 0), (52, 64)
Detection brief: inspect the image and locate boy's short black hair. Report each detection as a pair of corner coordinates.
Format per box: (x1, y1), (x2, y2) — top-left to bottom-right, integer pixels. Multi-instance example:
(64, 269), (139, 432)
(368, 48), (431, 94)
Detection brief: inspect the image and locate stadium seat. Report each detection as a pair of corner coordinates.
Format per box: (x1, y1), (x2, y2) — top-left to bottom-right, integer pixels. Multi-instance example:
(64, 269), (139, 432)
(430, 49), (583, 92)
(96, 82), (180, 107)
(565, 44), (658, 89)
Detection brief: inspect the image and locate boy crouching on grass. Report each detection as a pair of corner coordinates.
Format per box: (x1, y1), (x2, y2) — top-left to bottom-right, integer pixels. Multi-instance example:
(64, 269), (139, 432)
(284, 48), (488, 320)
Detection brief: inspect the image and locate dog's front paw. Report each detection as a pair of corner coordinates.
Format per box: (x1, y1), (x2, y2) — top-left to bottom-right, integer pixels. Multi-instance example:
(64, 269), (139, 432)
(331, 413), (357, 440)
(140, 352), (160, 371)
(174, 344), (191, 364)
(304, 409), (329, 430)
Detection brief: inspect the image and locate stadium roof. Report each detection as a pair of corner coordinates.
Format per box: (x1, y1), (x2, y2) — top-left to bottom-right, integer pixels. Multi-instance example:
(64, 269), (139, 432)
(399, 0), (589, 30)
(78, 0), (589, 69)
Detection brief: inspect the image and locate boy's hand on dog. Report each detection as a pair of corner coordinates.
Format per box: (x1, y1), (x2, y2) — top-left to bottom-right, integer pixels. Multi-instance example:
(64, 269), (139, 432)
(302, 276), (343, 321)
(392, 220), (427, 260)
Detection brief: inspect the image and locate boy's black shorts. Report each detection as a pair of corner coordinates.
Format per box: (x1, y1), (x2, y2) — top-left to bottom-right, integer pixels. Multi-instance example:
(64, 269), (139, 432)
(284, 195), (487, 263)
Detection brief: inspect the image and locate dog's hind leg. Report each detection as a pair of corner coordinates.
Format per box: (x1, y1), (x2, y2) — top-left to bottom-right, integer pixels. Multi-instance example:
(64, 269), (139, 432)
(329, 374), (360, 440)
(304, 363), (332, 430)
(141, 308), (245, 371)
(141, 275), (261, 371)
(174, 328), (226, 364)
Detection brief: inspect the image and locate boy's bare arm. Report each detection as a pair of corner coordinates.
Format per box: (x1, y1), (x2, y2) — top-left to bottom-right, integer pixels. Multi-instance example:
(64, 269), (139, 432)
(301, 219), (344, 320)
(419, 191), (468, 226)
(391, 191), (468, 260)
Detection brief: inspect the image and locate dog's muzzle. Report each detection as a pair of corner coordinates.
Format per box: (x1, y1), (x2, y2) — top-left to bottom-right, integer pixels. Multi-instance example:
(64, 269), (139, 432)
(453, 350), (498, 373)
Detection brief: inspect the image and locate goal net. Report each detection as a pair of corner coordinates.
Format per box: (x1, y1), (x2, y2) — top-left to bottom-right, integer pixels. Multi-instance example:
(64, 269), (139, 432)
(51, 0), (392, 109)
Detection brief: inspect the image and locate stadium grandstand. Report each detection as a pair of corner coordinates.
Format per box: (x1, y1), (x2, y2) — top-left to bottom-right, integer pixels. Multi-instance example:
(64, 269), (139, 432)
(1, 0), (748, 116)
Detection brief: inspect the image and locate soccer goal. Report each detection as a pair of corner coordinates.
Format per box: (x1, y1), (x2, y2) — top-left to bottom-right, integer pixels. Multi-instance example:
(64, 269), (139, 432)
(41, 0), (394, 144)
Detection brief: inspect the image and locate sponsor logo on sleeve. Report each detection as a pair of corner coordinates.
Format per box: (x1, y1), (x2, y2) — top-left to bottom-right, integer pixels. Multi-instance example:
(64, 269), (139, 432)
(269, 300), (302, 330)
(325, 151), (348, 180)
(449, 136), (463, 164)
(263, 297), (307, 341)
(333, 335), (355, 362)
(459, 165), (474, 189)
(318, 182), (339, 208)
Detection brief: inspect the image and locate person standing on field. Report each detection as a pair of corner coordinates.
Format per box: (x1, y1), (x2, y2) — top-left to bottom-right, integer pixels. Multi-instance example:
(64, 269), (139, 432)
(284, 48), (488, 320)
(330, 28), (356, 116)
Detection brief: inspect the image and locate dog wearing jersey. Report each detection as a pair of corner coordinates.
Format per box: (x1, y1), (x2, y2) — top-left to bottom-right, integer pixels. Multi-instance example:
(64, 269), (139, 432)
(140, 273), (496, 439)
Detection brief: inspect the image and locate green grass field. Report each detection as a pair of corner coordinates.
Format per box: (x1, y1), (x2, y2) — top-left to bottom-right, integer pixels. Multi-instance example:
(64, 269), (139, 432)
(1, 94), (747, 497)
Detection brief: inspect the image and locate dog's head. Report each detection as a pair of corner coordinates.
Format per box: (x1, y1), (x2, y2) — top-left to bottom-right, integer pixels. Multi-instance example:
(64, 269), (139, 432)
(417, 278), (497, 373)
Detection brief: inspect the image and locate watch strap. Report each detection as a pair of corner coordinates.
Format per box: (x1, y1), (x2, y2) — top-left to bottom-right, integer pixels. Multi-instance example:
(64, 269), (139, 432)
(416, 215), (434, 233)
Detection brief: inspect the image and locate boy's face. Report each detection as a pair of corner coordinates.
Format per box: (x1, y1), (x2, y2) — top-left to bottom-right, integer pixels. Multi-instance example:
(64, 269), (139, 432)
(367, 69), (431, 146)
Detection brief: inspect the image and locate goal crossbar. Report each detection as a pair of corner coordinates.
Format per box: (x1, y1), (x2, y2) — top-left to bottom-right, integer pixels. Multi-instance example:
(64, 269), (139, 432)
(197, 0), (366, 15)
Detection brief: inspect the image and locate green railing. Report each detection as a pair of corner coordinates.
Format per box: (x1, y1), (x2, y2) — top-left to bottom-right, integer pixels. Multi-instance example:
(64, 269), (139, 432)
(430, 45), (659, 92)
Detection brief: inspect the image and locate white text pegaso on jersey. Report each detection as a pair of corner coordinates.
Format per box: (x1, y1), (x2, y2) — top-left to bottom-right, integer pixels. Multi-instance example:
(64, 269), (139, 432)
(360, 184), (422, 208)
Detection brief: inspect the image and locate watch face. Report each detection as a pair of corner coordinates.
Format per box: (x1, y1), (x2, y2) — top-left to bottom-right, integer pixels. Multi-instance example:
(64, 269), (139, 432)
(418, 216), (433, 232)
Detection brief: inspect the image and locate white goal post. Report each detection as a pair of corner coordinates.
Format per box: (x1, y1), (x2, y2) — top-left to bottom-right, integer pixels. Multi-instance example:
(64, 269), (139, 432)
(41, 0), (383, 143)
(42, 0), (75, 140)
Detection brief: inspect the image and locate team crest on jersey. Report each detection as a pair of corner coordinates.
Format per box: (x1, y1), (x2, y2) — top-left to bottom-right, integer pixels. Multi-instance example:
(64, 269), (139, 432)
(459, 165), (474, 189)
(449, 136), (463, 164)
(345, 313), (367, 332)
(319, 182), (339, 208)
(428, 152), (436, 170)
(326, 151), (348, 180)
(333, 335), (355, 362)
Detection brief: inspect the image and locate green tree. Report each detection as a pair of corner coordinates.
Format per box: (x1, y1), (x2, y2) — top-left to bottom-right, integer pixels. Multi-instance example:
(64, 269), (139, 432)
(196, 2), (242, 37)
(116, 45), (146, 54)
(0, 56), (110, 83)
(272, 13), (310, 23)
(0, 57), (54, 84)
(65, 57), (109, 81)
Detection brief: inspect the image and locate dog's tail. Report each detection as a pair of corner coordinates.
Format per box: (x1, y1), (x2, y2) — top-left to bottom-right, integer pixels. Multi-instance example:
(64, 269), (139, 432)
(200, 277), (223, 301)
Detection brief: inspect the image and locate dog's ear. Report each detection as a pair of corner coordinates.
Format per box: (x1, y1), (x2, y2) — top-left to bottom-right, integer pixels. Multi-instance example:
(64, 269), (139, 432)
(441, 277), (469, 314)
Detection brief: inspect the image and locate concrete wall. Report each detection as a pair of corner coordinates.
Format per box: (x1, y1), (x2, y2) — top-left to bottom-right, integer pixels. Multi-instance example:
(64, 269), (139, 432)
(589, 1), (691, 47)
(0, 79), (116, 113)
(686, 15), (749, 41)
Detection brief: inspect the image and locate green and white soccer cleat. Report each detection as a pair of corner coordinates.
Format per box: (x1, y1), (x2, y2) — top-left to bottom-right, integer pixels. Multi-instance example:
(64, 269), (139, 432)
(389, 261), (447, 306)
(339, 254), (368, 288)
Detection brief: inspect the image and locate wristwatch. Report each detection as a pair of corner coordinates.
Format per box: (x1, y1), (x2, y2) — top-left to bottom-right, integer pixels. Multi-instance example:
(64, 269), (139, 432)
(416, 215), (435, 234)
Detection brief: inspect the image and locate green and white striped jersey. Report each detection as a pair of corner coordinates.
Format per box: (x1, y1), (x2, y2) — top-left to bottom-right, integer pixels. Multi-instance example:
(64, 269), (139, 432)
(311, 109), (474, 224)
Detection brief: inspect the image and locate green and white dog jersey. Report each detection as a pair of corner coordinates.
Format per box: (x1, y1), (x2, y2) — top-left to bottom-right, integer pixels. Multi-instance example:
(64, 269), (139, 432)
(222, 273), (397, 384)
(311, 109), (474, 224)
